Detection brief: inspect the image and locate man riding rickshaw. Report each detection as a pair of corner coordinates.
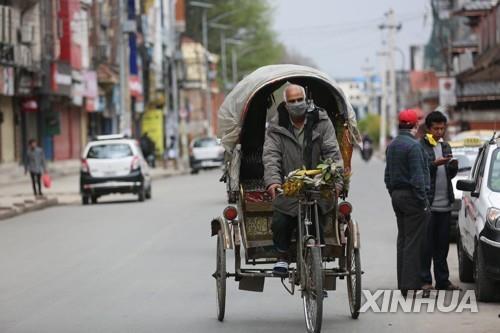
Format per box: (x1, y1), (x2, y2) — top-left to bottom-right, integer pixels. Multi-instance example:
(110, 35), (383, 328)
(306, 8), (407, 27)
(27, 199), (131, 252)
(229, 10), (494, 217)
(212, 64), (362, 333)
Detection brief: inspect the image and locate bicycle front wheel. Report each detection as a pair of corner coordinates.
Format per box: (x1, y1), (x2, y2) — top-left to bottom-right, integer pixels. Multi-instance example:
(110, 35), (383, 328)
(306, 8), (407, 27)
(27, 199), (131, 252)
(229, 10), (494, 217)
(346, 224), (361, 319)
(302, 240), (323, 333)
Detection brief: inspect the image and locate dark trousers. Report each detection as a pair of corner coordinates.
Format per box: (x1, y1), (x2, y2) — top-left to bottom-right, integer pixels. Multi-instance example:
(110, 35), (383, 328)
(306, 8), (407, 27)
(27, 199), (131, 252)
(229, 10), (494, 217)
(30, 172), (42, 195)
(421, 211), (451, 288)
(272, 210), (325, 254)
(391, 190), (429, 290)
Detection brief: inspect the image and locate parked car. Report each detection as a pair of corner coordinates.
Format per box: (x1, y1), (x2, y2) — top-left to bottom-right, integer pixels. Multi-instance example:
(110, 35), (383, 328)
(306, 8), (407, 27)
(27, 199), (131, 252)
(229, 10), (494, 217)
(189, 137), (224, 174)
(456, 136), (500, 301)
(80, 134), (152, 204)
(449, 138), (483, 242)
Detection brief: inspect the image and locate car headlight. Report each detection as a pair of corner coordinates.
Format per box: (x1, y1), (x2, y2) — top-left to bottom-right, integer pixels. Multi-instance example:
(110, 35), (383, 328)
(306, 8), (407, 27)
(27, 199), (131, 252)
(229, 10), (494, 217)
(486, 207), (500, 229)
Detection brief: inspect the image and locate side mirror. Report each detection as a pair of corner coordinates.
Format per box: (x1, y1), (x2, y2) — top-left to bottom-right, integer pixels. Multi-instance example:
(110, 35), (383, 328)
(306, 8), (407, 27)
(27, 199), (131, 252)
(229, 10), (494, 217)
(457, 179), (476, 192)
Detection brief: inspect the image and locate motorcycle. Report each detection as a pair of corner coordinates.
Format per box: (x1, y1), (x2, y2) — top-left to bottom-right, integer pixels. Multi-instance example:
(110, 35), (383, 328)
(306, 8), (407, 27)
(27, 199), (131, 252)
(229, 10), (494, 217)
(361, 140), (373, 162)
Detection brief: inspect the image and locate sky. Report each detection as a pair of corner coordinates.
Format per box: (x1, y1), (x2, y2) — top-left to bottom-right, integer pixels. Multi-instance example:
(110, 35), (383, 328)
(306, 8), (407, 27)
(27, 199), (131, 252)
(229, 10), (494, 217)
(271, 0), (433, 79)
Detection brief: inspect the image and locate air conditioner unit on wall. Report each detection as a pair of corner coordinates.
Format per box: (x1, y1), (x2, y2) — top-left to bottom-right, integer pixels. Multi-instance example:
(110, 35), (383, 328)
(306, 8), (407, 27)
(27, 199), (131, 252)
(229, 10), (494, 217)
(20, 25), (34, 44)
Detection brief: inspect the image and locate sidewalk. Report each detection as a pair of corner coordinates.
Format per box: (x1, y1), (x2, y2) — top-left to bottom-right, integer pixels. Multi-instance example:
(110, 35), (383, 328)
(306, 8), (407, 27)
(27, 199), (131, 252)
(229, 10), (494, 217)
(0, 160), (187, 221)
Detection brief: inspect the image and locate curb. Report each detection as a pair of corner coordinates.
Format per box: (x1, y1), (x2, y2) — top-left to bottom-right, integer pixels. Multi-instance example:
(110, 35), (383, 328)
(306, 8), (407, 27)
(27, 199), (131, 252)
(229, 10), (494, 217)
(0, 169), (188, 221)
(0, 197), (59, 221)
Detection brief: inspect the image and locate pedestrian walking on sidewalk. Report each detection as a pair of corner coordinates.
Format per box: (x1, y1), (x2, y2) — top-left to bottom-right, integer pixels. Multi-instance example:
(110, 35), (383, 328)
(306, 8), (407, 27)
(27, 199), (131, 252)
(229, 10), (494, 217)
(24, 139), (46, 197)
(419, 110), (460, 294)
(384, 109), (430, 296)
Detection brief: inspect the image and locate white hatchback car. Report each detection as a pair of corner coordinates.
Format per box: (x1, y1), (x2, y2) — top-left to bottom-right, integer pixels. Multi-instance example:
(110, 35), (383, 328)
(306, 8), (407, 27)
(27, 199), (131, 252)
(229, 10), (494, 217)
(189, 137), (224, 174)
(456, 136), (500, 301)
(80, 135), (152, 204)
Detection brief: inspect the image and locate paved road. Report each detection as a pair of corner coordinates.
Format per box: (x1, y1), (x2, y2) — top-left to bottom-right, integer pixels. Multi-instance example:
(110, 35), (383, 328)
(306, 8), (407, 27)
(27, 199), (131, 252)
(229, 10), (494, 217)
(0, 156), (498, 333)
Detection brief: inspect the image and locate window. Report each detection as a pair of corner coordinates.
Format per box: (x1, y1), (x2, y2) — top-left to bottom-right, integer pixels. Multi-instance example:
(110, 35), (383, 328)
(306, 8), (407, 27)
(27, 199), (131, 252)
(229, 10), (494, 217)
(471, 146), (485, 180)
(488, 148), (500, 192)
(87, 144), (133, 159)
(455, 154), (474, 172)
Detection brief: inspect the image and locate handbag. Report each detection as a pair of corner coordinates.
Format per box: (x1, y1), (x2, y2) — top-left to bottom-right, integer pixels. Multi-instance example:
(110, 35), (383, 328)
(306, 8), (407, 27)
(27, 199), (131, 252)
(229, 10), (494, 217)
(42, 173), (52, 188)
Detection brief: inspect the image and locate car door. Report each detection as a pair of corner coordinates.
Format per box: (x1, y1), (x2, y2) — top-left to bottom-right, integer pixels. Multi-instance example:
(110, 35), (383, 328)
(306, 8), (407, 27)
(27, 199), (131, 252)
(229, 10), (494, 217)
(462, 146), (487, 254)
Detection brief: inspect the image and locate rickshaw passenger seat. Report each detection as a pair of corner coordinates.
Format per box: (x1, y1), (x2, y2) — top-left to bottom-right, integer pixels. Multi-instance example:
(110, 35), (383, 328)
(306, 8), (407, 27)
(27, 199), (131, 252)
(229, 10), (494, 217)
(240, 148), (264, 182)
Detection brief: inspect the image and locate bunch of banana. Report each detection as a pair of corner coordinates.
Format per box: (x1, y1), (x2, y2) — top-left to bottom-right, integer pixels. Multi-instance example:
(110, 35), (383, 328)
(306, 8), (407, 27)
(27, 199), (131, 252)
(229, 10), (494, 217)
(282, 179), (304, 197)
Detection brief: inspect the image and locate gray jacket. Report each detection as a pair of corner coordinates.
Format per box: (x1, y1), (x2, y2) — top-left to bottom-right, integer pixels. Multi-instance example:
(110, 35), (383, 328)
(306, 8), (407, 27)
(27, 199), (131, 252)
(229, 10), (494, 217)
(24, 147), (46, 174)
(263, 104), (344, 216)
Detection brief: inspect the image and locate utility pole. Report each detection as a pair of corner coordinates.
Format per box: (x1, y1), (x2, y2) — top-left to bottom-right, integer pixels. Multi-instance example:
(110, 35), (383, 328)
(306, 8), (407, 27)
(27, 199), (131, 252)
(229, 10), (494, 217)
(190, 1), (214, 136)
(231, 48), (238, 85)
(379, 9), (401, 139)
(118, 0), (131, 136)
(361, 59), (375, 116)
(226, 38), (244, 86)
(378, 51), (388, 150)
(209, 23), (230, 93)
(39, 0), (53, 148)
(168, 0), (182, 166)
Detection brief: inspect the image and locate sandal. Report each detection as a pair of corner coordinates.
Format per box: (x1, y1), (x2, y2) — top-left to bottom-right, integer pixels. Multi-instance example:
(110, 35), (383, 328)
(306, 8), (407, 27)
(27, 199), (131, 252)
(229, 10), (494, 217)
(421, 284), (434, 298)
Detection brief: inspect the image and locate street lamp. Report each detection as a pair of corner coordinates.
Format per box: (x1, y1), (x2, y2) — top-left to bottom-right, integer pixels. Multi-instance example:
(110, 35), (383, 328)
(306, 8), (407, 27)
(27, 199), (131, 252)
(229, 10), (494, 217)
(208, 22), (231, 93)
(190, 1), (214, 136)
(225, 38), (244, 86)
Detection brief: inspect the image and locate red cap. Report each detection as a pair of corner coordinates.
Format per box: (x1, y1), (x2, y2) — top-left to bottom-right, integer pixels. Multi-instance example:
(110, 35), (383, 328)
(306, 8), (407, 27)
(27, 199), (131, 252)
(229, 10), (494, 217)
(398, 109), (419, 125)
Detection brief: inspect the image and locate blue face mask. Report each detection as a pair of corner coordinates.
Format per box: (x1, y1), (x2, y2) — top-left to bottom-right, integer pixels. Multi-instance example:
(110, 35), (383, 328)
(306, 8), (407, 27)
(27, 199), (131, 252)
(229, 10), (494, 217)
(286, 100), (307, 118)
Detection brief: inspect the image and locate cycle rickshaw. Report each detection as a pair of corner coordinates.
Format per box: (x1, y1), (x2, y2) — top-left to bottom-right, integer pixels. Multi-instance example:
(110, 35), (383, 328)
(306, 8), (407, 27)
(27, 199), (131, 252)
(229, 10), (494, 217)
(211, 64), (363, 333)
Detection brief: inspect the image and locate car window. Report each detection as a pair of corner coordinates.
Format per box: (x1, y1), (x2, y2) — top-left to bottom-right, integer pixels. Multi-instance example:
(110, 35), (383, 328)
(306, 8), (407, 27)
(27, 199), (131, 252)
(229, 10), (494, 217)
(87, 143), (133, 159)
(488, 148), (500, 192)
(473, 146), (489, 193)
(471, 147), (485, 180)
(454, 154), (473, 172)
(193, 138), (218, 148)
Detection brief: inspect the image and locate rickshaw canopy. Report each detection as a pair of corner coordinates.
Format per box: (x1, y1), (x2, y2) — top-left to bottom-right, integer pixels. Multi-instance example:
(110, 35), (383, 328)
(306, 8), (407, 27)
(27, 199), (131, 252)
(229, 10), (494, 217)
(217, 64), (360, 153)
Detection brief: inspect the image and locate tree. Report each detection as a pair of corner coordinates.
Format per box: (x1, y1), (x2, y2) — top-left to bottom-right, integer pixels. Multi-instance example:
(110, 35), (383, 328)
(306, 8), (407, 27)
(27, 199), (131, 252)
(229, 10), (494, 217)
(358, 113), (382, 147)
(185, 0), (283, 84)
(280, 47), (318, 68)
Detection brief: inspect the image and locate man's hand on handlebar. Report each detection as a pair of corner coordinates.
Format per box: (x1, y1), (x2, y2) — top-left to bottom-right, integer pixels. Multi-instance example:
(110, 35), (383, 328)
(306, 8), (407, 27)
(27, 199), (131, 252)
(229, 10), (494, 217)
(267, 183), (282, 200)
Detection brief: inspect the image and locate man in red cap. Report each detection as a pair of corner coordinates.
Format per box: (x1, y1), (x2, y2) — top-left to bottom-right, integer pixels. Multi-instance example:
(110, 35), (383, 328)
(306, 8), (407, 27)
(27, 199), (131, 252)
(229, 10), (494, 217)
(384, 109), (430, 296)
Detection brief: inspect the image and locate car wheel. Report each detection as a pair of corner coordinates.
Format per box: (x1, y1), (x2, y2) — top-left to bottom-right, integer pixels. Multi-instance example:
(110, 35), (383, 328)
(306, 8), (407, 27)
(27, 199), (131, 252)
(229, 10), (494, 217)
(145, 186), (152, 199)
(191, 169), (199, 175)
(82, 195), (89, 205)
(91, 195), (98, 204)
(457, 229), (474, 283)
(138, 187), (145, 202)
(474, 243), (498, 302)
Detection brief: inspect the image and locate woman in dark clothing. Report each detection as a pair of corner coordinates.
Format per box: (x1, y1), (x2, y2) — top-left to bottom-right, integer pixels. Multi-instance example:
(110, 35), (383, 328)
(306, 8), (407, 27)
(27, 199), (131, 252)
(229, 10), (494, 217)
(24, 139), (46, 196)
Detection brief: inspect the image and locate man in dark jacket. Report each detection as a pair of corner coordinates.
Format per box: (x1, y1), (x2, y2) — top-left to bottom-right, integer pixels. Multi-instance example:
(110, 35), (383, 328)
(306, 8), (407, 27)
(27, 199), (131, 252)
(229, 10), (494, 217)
(263, 84), (344, 275)
(420, 110), (460, 292)
(384, 109), (430, 296)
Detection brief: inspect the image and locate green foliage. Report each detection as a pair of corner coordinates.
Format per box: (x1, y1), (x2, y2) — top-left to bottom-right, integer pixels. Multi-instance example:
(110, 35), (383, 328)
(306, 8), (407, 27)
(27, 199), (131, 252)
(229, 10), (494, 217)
(358, 114), (381, 147)
(185, 0), (284, 84)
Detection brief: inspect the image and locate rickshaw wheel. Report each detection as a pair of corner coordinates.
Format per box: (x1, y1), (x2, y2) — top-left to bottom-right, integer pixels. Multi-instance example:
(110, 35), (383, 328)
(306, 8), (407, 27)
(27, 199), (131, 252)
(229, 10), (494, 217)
(215, 230), (226, 321)
(346, 224), (361, 319)
(302, 239), (323, 333)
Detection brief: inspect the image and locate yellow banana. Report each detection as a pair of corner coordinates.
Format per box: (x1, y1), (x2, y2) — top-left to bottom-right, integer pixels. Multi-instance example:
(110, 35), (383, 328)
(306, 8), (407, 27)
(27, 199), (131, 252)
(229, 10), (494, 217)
(296, 169), (322, 177)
